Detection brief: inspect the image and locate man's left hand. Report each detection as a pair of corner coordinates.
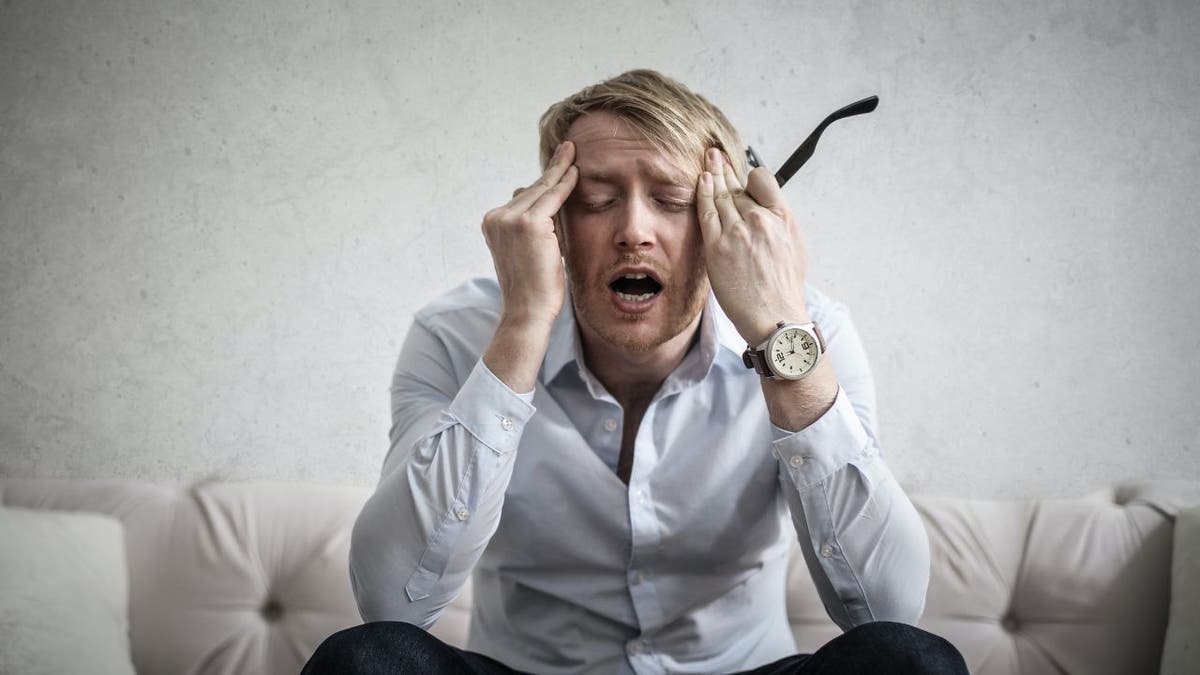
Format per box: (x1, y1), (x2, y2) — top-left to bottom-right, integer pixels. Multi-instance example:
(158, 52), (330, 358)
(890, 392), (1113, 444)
(696, 147), (810, 346)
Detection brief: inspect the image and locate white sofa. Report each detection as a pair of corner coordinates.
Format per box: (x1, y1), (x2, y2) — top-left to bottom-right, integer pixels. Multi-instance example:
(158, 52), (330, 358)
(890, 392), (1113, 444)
(1, 477), (1197, 675)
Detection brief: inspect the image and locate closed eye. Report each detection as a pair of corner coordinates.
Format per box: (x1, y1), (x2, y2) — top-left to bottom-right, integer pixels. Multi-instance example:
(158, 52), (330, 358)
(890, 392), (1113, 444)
(584, 199), (615, 212)
(578, 198), (693, 213)
(658, 199), (694, 212)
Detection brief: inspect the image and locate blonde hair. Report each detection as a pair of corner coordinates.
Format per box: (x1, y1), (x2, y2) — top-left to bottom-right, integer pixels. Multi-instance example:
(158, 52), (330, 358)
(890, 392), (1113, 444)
(537, 69), (746, 181)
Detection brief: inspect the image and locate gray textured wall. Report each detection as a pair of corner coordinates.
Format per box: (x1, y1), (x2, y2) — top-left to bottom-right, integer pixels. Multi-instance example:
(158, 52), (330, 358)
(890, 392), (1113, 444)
(2, 0), (1197, 498)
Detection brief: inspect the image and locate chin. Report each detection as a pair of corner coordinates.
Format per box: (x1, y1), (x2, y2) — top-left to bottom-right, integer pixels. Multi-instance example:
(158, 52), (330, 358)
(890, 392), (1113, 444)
(590, 300), (701, 355)
(598, 326), (667, 354)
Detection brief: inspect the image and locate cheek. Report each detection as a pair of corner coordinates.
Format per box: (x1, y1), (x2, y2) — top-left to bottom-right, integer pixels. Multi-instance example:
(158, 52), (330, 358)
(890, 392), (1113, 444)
(558, 218), (606, 280)
(560, 212), (611, 249)
(673, 217), (705, 256)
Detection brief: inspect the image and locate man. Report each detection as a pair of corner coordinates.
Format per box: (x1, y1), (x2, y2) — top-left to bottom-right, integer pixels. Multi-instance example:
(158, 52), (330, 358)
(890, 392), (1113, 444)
(305, 70), (967, 674)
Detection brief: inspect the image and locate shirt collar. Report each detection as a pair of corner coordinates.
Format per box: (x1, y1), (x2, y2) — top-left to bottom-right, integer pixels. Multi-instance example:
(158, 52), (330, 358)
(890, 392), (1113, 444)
(539, 290), (747, 387)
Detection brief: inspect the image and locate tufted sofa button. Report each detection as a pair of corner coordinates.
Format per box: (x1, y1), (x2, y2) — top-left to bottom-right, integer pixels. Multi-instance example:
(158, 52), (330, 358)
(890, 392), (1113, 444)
(1000, 613), (1019, 632)
(261, 598), (284, 622)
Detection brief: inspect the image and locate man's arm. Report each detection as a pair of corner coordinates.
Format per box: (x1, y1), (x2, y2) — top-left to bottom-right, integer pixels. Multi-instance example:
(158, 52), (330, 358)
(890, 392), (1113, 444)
(696, 149), (929, 629)
(350, 319), (538, 626)
(769, 300), (929, 629)
(349, 143), (578, 626)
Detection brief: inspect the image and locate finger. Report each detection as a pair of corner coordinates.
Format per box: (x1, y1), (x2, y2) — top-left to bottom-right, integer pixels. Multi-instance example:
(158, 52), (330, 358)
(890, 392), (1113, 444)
(510, 141), (576, 211)
(719, 153), (761, 217)
(705, 148), (744, 232)
(744, 166), (788, 216)
(527, 164), (578, 221)
(695, 170), (721, 245)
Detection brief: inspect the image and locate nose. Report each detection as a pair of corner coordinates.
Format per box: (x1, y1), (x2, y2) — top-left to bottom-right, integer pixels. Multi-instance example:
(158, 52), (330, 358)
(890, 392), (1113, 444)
(612, 197), (657, 251)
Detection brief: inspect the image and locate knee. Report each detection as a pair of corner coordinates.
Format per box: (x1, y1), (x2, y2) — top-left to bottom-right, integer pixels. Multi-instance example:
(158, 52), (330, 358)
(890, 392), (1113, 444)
(302, 621), (446, 675)
(842, 622), (968, 674)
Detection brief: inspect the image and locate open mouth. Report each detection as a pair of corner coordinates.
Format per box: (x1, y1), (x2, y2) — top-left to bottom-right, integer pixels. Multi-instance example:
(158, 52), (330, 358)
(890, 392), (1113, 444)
(608, 272), (663, 303)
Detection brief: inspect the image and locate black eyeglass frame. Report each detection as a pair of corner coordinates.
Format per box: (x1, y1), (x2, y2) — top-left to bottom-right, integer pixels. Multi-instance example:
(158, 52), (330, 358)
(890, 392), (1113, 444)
(746, 95), (880, 187)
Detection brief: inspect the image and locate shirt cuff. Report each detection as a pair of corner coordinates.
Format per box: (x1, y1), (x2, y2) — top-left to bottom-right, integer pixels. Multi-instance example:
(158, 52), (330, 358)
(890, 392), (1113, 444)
(771, 387), (876, 490)
(445, 359), (537, 454)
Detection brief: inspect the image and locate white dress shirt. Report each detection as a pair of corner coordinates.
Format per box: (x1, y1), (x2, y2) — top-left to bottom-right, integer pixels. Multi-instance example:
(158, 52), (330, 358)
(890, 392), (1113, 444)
(350, 277), (929, 674)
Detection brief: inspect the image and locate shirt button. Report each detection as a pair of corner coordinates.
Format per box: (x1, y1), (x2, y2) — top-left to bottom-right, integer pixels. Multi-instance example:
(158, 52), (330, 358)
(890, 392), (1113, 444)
(820, 544), (835, 558)
(500, 417), (514, 431)
(627, 639), (648, 655)
(631, 570), (643, 584)
(789, 455), (806, 468)
(603, 418), (618, 432)
(456, 507), (470, 521)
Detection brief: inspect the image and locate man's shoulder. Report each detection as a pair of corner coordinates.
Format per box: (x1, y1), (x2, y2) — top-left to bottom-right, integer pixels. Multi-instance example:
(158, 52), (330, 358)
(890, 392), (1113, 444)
(414, 277), (503, 325)
(406, 278), (504, 358)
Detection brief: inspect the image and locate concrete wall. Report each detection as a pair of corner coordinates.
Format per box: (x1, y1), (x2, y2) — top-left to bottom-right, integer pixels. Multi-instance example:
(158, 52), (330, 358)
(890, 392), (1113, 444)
(2, 0), (1197, 498)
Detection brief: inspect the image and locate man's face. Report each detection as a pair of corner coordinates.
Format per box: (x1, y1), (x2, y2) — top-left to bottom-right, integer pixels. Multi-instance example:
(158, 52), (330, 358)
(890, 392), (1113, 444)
(557, 111), (710, 356)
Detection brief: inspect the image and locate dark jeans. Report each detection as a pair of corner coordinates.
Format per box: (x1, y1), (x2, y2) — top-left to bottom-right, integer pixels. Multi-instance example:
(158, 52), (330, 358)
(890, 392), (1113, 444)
(301, 620), (969, 674)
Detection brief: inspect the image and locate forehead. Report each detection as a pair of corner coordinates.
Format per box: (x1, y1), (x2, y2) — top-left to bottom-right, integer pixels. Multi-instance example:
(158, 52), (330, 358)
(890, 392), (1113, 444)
(565, 112), (695, 186)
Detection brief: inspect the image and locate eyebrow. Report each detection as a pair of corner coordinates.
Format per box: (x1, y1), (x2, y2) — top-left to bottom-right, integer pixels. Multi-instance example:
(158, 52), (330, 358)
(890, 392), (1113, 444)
(578, 158), (693, 189)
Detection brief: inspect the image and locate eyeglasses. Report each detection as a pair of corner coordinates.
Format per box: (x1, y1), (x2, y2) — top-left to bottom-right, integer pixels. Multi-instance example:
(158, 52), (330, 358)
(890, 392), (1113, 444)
(746, 95), (879, 187)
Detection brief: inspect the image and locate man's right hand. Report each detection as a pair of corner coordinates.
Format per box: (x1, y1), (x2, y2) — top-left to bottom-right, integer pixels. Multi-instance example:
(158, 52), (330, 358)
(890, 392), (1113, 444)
(480, 141), (578, 393)
(482, 141), (578, 328)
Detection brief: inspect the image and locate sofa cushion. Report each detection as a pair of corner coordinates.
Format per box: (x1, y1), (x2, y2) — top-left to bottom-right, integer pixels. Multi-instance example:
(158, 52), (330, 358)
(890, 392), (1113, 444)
(0, 506), (136, 675)
(0, 479), (372, 675)
(1161, 503), (1200, 675)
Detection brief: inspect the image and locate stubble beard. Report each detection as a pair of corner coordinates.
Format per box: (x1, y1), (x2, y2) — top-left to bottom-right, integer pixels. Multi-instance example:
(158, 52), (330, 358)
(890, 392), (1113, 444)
(565, 248), (710, 355)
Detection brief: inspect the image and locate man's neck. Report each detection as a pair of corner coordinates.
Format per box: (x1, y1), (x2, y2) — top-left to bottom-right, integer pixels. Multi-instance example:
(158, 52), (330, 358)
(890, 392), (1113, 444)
(579, 313), (703, 410)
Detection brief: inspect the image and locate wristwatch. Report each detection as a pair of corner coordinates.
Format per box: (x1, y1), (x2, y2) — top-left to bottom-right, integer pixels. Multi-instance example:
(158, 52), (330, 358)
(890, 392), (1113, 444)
(742, 321), (825, 380)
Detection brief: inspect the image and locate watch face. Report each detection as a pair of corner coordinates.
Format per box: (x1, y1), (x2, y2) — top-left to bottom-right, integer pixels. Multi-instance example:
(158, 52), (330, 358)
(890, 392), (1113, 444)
(769, 327), (820, 379)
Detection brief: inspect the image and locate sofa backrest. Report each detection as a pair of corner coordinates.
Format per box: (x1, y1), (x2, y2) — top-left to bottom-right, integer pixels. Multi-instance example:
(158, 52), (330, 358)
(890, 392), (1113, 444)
(3, 478), (1197, 675)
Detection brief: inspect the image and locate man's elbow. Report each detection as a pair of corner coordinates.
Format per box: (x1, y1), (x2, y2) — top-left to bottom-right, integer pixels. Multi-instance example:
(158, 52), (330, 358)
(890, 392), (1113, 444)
(349, 506), (426, 627)
(864, 528), (930, 625)
(867, 578), (928, 626)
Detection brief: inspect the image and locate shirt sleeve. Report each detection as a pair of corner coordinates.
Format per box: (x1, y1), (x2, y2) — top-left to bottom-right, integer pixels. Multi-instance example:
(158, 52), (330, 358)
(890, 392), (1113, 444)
(349, 313), (535, 627)
(773, 300), (930, 630)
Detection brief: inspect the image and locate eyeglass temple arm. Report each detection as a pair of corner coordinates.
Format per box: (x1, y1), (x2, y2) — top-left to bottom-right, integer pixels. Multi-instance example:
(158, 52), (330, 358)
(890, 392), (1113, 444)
(745, 95), (879, 187)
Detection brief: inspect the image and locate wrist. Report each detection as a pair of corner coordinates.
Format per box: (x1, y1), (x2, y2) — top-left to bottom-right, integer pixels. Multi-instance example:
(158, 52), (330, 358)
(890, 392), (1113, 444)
(485, 314), (555, 394)
(497, 306), (559, 336)
(740, 306), (812, 347)
(762, 361), (838, 431)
